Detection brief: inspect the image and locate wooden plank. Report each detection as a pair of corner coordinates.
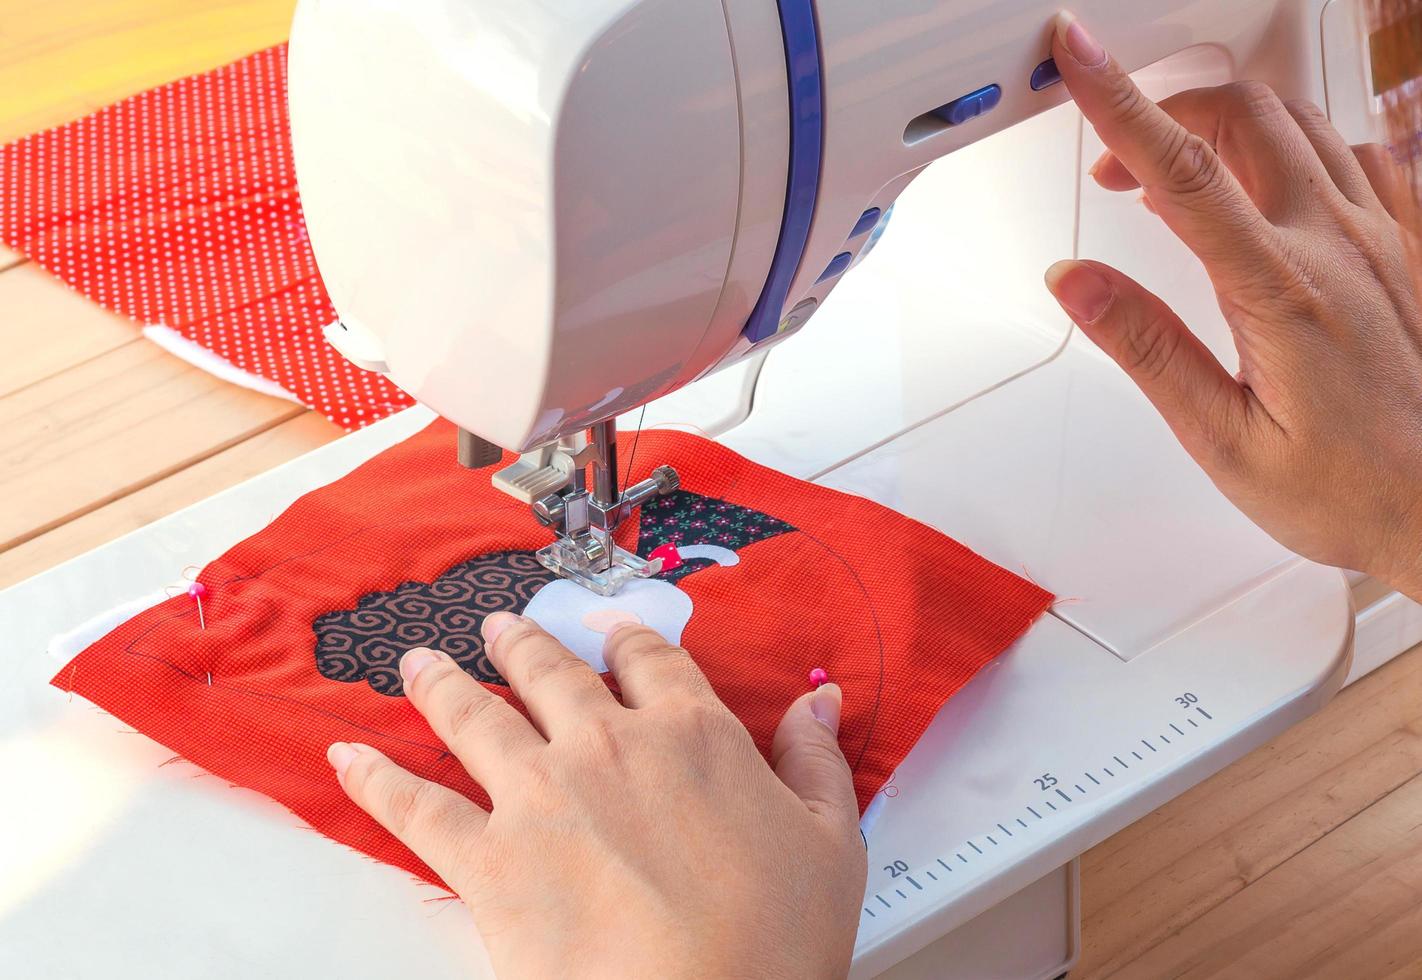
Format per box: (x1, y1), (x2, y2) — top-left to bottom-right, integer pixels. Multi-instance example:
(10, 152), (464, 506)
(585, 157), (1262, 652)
(0, 341), (305, 552)
(1077, 645), (1422, 977)
(0, 0), (298, 143)
(0, 263), (138, 397)
(0, 411), (341, 588)
(1107, 769), (1422, 979)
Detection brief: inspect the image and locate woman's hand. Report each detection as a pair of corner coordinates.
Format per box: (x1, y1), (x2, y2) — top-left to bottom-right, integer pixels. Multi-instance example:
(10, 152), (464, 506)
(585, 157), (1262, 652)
(326, 612), (866, 979)
(1045, 12), (1422, 599)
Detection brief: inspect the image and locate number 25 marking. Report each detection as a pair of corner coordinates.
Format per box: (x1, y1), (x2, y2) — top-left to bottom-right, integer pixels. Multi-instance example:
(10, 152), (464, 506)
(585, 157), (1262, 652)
(1034, 773), (1057, 791)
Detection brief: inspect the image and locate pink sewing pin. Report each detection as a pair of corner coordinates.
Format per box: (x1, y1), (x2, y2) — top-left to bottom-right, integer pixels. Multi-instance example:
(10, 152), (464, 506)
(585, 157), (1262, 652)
(809, 667), (829, 688)
(187, 581), (208, 630)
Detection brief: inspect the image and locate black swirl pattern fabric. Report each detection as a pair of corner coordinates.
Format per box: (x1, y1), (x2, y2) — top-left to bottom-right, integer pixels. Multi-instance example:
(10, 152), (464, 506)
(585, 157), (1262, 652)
(313, 550), (553, 696)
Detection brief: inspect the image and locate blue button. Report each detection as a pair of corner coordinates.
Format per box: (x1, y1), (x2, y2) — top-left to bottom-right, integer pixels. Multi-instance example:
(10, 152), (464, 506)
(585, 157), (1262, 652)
(1031, 59), (1062, 91)
(849, 207), (881, 239)
(933, 84), (1002, 127)
(817, 251), (854, 283)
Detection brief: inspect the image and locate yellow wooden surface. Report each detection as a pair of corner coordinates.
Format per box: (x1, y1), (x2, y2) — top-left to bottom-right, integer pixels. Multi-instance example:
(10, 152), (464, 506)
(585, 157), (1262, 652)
(0, 339), (313, 551)
(0, 411), (340, 588)
(0, 262), (136, 397)
(1077, 643), (1422, 977)
(3, 3), (1422, 978)
(0, 0), (297, 143)
(0, 0), (333, 568)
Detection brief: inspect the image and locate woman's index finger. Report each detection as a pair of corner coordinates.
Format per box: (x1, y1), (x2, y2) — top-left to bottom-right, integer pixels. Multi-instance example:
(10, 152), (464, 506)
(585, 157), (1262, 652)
(1051, 12), (1275, 272)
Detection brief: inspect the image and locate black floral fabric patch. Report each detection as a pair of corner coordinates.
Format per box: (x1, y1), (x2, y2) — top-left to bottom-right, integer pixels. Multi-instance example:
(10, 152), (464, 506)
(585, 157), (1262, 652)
(636, 490), (796, 581)
(312, 550), (553, 696)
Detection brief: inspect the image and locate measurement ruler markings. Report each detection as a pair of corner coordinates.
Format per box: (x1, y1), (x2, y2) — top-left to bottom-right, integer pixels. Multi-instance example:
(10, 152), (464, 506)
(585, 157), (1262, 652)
(1188, 717), (1199, 728)
(864, 907), (876, 918)
(875, 708), (1210, 918)
(917, 701), (1211, 900)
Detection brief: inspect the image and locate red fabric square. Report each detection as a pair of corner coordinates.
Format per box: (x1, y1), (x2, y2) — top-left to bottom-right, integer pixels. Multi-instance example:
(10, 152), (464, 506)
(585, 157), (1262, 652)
(0, 45), (406, 428)
(52, 422), (1051, 888)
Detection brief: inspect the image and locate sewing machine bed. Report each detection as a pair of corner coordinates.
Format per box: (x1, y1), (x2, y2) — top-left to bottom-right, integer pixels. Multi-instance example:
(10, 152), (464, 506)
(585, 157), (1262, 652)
(0, 341), (1352, 978)
(0, 107), (1354, 976)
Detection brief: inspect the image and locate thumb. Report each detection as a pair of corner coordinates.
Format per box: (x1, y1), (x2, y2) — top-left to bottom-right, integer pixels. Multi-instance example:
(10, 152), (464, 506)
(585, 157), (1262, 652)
(1045, 259), (1250, 464)
(770, 684), (857, 825)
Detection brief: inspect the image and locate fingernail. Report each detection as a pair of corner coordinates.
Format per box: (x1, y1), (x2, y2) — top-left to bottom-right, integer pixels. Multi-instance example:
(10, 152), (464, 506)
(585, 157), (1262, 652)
(1088, 151), (1111, 179)
(327, 741), (358, 779)
(481, 612), (522, 645)
(400, 648), (439, 685)
(1055, 11), (1107, 68)
(1139, 192), (1158, 215)
(604, 619), (641, 642)
(811, 683), (843, 733)
(1044, 260), (1115, 323)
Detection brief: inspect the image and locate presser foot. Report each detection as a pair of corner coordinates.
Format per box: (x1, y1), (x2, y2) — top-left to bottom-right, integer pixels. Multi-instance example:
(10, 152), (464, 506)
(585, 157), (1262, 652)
(535, 539), (663, 597)
(484, 417), (680, 596)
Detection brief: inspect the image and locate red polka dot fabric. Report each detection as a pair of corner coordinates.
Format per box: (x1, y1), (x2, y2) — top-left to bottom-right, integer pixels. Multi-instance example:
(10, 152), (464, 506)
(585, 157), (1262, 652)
(0, 45), (412, 429)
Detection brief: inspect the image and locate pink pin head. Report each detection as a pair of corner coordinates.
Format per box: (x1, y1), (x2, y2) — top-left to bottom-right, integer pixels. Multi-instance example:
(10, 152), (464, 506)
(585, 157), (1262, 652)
(809, 667), (829, 688)
(187, 582), (207, 599)
(649, 543), (684, 574)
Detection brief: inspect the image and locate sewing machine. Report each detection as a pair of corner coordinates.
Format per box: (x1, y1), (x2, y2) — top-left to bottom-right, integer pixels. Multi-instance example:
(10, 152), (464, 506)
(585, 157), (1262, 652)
(4, 0), (1420, 977)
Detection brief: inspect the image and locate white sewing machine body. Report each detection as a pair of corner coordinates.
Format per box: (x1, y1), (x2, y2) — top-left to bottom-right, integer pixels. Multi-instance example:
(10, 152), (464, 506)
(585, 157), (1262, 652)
(5, 0), (1422, 977)
(289, 0), (1356, 455)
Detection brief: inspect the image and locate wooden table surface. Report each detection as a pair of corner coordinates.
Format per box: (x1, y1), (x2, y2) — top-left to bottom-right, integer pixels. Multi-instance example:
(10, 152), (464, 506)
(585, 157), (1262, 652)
(3, 3), (1421, 978)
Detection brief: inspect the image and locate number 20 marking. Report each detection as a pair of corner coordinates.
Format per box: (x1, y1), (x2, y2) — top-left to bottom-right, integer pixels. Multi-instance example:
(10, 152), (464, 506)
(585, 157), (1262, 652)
(884, 860), (909, 878)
